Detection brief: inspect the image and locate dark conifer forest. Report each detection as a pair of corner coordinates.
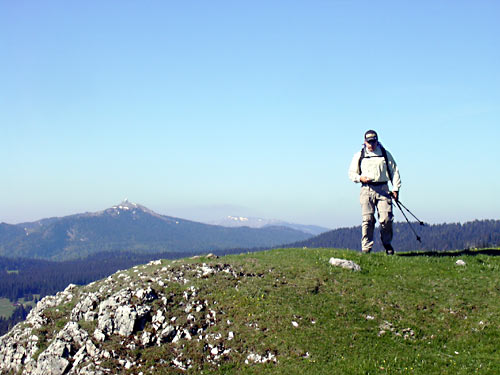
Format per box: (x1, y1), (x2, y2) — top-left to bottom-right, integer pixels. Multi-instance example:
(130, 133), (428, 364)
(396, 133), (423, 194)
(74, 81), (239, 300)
(290, 220), (500, 253)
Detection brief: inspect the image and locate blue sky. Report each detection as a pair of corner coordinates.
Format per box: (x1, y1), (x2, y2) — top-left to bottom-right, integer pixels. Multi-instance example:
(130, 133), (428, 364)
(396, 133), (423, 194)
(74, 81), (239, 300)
(1, 1), (499, 228)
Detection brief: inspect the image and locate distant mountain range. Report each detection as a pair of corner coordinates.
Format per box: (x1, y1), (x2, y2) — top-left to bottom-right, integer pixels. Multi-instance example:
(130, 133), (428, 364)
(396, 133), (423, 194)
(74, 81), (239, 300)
(208, 216), (330, 235)
(0, 201), (313, 261)
(288, 219), (500, 252)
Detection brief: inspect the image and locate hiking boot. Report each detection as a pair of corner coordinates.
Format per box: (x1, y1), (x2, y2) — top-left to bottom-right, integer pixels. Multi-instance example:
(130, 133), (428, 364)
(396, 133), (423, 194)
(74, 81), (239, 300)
(384, 245), (394, 255)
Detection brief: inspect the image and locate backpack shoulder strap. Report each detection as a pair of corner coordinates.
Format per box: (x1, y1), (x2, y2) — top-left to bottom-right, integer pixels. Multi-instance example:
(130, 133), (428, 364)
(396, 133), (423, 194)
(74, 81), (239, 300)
(380, 144), (393, 182)
(357, 147), (365, 175)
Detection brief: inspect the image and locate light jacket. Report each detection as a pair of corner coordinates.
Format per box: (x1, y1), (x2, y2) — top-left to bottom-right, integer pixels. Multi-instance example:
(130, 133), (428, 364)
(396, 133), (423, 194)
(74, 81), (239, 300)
(348, 144), (401, 191)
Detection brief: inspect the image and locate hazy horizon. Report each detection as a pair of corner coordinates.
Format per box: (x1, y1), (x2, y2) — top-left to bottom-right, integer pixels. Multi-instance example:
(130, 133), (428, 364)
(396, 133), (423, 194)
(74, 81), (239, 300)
(3, 199), (498, 232)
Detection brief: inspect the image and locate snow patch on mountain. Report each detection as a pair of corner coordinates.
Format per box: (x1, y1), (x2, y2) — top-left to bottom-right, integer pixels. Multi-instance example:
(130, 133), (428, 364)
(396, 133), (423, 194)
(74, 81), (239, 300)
(209, 216), (330, 236)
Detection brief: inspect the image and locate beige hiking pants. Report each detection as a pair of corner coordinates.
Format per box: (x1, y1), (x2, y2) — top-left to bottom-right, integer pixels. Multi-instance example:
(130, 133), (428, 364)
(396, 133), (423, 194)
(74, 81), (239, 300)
(360, 184), (394, 252)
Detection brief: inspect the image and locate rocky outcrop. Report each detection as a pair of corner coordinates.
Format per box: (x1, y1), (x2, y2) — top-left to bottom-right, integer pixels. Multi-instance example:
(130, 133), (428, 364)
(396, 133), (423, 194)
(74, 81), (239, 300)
(33, 321), (89, 375)
(0, 260), (261, 374)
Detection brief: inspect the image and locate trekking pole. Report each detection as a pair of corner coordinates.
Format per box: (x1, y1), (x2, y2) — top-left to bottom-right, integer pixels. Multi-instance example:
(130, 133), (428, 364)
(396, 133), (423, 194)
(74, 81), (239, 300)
(394, 199), (422, 243)
(395, 199), (425, 226)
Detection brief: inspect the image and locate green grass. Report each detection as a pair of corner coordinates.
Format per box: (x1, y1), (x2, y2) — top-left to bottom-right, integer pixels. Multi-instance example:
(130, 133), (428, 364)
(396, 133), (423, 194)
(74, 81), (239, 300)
(178, 248), (500, 375)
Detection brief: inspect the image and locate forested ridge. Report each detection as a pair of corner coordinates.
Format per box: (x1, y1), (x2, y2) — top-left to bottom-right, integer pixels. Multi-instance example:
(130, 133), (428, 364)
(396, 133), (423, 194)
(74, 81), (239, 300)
(290, 219), (500, 252)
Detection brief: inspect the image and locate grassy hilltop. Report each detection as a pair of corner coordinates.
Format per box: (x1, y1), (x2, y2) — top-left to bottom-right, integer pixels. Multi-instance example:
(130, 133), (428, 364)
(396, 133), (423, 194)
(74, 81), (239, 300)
(199, 248), (500, 374)
(2, 248), (500, 374)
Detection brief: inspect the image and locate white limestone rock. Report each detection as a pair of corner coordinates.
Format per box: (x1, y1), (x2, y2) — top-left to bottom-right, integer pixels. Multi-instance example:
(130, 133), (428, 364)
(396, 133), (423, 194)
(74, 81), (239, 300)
(329, 258), (361, 272)
(115, 305), (137, 336)
(33, 322), (88, 375)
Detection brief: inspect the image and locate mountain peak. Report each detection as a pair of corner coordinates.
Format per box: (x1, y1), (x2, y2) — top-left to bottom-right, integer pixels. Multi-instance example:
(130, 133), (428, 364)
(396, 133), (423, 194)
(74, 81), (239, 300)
(112, 199), (139, 211)
(1, 203), (312, 261)
(105, 200), (160, 217)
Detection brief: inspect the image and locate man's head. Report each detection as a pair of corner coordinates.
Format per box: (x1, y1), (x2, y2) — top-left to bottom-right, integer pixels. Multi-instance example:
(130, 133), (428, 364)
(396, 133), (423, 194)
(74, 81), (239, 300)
(364, 130), (378, 152)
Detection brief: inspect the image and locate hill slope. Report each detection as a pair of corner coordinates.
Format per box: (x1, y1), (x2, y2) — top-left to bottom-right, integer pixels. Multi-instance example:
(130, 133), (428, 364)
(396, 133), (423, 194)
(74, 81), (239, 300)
(1, 248), (499, 374)
(290, 219), (500, 252)
(0, 201), (311, 260)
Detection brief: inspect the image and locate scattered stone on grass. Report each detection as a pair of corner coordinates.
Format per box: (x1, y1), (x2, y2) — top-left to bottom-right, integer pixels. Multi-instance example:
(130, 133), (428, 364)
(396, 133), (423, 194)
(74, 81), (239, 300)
(245, 351), (278, 365)
(378, 321), (415, 340)
(329, 258), (361, 272)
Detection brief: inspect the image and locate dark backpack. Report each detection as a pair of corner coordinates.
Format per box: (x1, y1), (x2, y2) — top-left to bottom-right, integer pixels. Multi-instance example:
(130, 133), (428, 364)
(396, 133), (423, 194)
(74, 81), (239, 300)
(357, 144), (393, 182)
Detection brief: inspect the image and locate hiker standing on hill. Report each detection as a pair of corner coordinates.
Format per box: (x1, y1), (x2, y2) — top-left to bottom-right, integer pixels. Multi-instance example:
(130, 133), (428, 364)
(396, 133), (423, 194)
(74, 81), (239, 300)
(348, 130), (401, 254)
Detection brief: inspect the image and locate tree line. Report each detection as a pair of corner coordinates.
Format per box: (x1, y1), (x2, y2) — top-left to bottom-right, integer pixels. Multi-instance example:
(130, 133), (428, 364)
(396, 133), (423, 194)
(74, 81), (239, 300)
(290, 219), (500, 253)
